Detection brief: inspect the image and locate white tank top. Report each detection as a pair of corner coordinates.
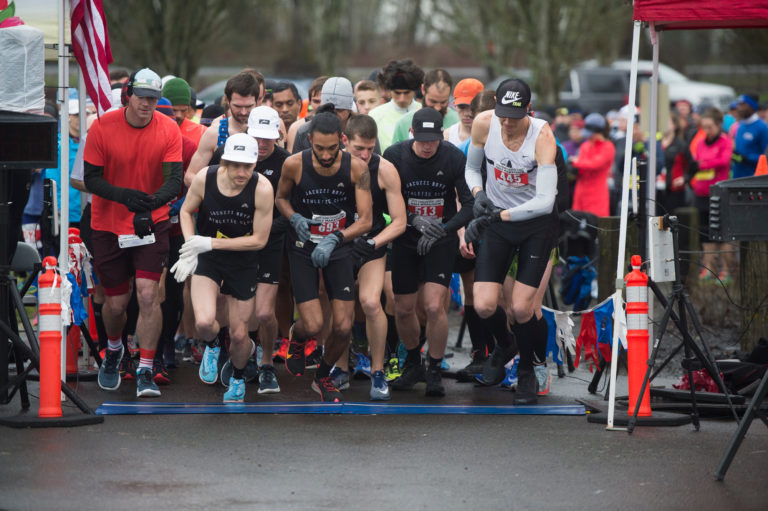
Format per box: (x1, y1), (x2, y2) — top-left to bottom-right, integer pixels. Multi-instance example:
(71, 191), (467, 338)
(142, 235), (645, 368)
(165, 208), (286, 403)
(484, 114), (547, 210)
(447, 124), (463, 147)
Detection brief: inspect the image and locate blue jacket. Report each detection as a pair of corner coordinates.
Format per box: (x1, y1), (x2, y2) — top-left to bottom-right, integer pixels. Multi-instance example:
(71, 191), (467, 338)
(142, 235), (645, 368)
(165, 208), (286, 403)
(733, 115), (768, 178)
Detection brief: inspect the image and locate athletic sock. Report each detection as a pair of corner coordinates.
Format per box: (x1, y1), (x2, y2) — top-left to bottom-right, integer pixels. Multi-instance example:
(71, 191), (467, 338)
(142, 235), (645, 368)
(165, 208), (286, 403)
(533, 315), (549, 365)
(428, 356), (442, 369)
(233, 365), (245, 380)
(107, 335), (122, 351)
(138, 349), (155, 370)
(464, 305), (491, 359)
(385, 313), (400, 357)
(486, 306), (517, 353)
(405, 347), (421, 367)
(418, 325), (427, 350)
(317, 359), (333, 379)
(511, 316), (539, 373)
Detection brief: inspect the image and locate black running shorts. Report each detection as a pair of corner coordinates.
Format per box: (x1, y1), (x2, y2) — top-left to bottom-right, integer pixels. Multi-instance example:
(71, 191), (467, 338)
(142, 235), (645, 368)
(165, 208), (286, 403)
(194, 251), (259, 300)
(255, 232), (285, 285)
(391, 235), (458, 295)
(288, 246), (355, 303)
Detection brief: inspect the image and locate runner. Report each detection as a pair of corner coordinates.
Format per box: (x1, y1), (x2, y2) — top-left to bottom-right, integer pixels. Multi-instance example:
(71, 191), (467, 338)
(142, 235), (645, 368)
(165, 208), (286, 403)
(335, 114), (406, 400)
(390, 69), (460, 146)
(275, 109), (373, 402)
(172, 133), (273, 402)
(271, 81), (302, 133)
(383, 107), (474, 396)
(354, 79), (383, 115)
(444, 78), (484, 146)
(463, 78), (559, 405)
(368, 59), (424, 151)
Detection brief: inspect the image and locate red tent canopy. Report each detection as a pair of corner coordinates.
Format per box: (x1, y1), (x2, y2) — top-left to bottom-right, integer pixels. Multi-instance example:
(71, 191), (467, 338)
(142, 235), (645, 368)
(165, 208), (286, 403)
(634, 0), (768, 30)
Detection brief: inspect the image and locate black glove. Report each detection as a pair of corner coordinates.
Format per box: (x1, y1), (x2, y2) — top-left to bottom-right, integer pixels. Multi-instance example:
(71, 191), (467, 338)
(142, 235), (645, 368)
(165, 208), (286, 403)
(118, 188), (155, 213)
(416, 233), (439, 256)
(473, 190), (495, 218)
(133, 211), (155, 238)
(311, 231), (344, 268)
(290, 213), (319, 243)
(465, 212), (499, 245)
(410, 215), (445, 239)
(353, 236), (377, 261)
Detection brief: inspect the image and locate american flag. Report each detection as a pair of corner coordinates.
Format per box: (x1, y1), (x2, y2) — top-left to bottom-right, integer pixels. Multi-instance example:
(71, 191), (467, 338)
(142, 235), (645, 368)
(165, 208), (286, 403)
(70, 0), (113, 116)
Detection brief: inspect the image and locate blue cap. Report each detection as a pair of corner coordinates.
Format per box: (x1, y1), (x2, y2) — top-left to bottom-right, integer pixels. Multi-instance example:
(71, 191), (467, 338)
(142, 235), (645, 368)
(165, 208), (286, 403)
(156, 97), (174, 118)
(737, 94), (759, 111)
(582, 112), (606, 137)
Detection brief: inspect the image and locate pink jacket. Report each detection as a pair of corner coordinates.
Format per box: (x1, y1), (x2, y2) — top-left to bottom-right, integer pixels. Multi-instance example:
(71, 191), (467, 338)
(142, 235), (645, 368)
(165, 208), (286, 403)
(692, 132), (732, 197)
(572, 137), (615, 217)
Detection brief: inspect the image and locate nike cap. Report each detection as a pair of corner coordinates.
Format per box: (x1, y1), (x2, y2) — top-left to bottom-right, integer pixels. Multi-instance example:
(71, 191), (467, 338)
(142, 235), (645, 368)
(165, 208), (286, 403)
(247, 105), (281, 139)
(221, 133), (259, 164)
(495, 78), (531, 119)
(131, 68), (163, 99)
(411, 107), (443, 142)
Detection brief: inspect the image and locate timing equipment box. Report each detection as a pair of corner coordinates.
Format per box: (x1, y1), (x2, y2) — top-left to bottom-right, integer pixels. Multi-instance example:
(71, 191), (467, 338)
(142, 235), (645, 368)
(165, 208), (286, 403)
(709, 175), (768, 242)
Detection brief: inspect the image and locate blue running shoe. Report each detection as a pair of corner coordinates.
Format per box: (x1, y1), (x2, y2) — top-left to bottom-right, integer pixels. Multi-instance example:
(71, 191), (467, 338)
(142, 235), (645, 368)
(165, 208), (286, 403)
(501, 355), (519, 389)
(223, 377), (245, 403)
(136, 367), (161, 397)
(440, 358), (450, 371)
(257, 364), (280, 394)
(330, 366), (350, 390)
(355, 352), (371, 378)
(370, 370), (390, 401)
(199, 344), (221, 384)
(535, 363), (551, 396)
(98, 345), (123, 391)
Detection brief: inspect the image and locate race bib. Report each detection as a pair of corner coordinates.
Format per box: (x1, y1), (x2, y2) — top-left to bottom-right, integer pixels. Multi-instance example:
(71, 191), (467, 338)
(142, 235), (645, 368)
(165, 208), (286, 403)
(407, 198), (444, 220)
(310, 211), (346, 243)
(494, 162), (529, 189)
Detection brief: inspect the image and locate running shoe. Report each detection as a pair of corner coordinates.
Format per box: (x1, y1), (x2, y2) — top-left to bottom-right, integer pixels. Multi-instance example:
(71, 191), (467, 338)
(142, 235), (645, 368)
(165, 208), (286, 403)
(190, 339), (205, 364)
(163, 340), (177, 369)
(513, 369), (539, 405)
(391, 360), (425, 391)
(223, 377), (245, 403)
(304, 338), (318, 357)
(370, 370), (391, 401)
(500, 355), (519, 390)
(126, 335), (139, 358)
(119, 351), (134, 382)
(330, 366), (350, 391)
(354, 352), (371, 378)
(220, 341), (260, 387)
(476, 344), (516, 386)
(136, 367), (161, 397)
(425, 364), (445, 397)
(384, 357), (402, 382)
(98, 345), (123, 391)
(535, 364), (551, 396)
(305, 346), (323, 370)
(199, 344), (221, 384)
(258, 364), (280, 394)
(152, 358), (171, 385)
(173, 333), (187, 354)
(285, 329), (307, 376)
(273, 337), (289, 362)
(312, 375), (343, 402)
(456, 352), (487, 383)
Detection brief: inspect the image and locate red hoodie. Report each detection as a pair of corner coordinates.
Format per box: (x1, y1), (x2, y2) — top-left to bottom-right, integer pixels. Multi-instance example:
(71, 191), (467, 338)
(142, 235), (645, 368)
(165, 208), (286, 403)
(572, 136), (616, 217)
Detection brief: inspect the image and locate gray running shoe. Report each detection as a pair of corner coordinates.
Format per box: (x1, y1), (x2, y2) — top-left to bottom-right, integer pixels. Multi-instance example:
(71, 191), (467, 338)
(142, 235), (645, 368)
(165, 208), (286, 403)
(136, 367), (161, 397)
(257, 364), (280, 394)
(98, 345), (123, 391)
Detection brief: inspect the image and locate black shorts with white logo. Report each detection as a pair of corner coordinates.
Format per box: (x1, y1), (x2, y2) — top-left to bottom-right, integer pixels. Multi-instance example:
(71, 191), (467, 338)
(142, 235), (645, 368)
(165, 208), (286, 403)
(194, 250), (260, 300)
(288, 245), (355, 303)
(391, 234), (458, 295)
(256, 231), (285, 285)
(474, 215), (556, 288)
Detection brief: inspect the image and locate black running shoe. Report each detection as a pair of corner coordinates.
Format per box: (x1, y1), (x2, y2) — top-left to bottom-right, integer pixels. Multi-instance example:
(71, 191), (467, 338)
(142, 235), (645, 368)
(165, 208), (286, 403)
(312, 375), (343, 402)
(425, 364), (445, 397)
(390, 360), (425, 391)
(305, 347), (323, 370)
(477, 344), (516, 386)
(456, 353), (487, 383)
(513, 369), (539, 405)
(285, 335), (307, 377)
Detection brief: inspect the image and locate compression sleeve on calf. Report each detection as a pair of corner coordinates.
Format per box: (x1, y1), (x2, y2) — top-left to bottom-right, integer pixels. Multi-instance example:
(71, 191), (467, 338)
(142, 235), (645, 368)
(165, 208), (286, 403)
(83, 161), (123, 202)
(464, 143), (484, 192)
(152, 161), (184, 205)
(504, 163), (557, 222)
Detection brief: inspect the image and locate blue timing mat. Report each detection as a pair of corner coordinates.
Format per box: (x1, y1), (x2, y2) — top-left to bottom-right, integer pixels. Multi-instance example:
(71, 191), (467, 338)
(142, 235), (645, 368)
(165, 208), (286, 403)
(96, 401), (586, 416)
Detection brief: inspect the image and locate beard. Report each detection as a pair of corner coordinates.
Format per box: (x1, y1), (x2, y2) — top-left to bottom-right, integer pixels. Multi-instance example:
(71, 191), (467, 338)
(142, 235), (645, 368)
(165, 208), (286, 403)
(313, 147), (340, 168)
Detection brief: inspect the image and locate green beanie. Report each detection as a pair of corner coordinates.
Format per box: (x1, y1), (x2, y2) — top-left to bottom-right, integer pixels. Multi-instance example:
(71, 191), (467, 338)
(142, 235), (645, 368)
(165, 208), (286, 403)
(162, 78), (191, 106)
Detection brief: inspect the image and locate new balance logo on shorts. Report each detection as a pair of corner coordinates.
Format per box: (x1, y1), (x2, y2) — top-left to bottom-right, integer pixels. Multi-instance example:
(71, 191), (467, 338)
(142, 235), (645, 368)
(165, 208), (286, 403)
(343, 286), (351, 292)
(438, 273), (445, 279)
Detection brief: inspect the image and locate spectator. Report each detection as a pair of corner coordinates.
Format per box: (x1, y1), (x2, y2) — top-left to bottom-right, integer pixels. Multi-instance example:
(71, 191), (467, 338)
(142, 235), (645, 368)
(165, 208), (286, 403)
(553, 107), (570, 142)
(562, 119), (584, 158)
(732, 94), (768, 178)
(660, 111), (693, 213)
(690, 108), (734, 283)
(570, 113), (615, 217)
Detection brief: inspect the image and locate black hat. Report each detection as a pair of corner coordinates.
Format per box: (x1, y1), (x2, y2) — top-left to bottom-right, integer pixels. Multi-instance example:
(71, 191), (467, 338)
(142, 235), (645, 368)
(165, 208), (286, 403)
(495, 78), (531, 119)
(411, 107), (443, 141)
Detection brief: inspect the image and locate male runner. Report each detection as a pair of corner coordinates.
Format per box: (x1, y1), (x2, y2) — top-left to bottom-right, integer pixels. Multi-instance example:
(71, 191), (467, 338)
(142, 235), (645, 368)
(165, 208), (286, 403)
(390, 69), (459, 145)
(84, 68), (183, 397)
(338, 114), (406, 400)
(354, 80), (383, 115)
(271, 81), (302, 133)
(383, 107), (474, 396)
(464, 78), (559, 405)
(172, 133), (273, 402)
(368, 59), (424, 151)
(275, 109), (373, 402)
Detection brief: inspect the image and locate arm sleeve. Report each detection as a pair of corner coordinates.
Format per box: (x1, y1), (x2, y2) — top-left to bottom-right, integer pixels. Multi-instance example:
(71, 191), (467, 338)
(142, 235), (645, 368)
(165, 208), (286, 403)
(444, 151), (475, 233)
(152, 161), (183, 205)
(505, 164), (557, 222)
(464, 142), (484, 191)
(83, 161), (123, 202)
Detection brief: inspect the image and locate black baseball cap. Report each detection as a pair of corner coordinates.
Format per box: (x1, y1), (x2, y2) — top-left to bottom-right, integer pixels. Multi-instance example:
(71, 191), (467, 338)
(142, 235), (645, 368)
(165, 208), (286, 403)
(411, 107), (443, 141)
(495, 78), (531, 119)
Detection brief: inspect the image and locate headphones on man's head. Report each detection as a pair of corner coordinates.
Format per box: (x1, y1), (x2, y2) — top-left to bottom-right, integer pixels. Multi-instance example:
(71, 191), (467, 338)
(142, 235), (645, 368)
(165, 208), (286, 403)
(120, 70), (137, 106)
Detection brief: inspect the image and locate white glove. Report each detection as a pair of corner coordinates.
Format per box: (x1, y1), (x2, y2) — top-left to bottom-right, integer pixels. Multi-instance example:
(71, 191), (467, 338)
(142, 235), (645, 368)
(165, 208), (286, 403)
(179, 235), (212, 258)
(170, 254), (198, 283)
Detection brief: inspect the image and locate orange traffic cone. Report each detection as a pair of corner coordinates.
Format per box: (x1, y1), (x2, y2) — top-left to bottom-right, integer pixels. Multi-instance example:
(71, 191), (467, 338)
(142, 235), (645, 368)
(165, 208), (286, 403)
(755, 154), (768, 176)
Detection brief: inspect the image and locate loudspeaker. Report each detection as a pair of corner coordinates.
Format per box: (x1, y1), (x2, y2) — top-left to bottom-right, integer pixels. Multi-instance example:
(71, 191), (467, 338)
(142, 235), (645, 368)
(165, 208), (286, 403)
(0, 110), (57, 169)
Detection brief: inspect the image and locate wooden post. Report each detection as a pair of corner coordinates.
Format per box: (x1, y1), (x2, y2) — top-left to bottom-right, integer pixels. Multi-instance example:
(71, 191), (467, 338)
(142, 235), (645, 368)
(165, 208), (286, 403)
(597, 216), (638, 302)
(740, 241), (768, 352)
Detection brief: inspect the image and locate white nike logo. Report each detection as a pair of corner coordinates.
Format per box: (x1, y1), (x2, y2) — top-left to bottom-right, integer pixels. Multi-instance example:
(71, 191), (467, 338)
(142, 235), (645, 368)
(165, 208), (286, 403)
(500, 91), (522, 105)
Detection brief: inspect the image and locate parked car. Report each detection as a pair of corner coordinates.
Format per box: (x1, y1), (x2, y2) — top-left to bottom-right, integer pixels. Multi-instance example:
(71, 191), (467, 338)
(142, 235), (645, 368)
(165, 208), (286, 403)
(610, 60), (735, 111)
(197, 76), (312, 107)
(558, 67), (629, 114)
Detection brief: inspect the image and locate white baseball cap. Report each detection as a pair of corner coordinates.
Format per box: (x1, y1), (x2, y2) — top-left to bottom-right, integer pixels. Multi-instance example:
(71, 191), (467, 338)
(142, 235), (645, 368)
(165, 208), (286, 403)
(131, 68), (162, 98)
(247, 106), (280, 139)
(221, 133), (259, 164)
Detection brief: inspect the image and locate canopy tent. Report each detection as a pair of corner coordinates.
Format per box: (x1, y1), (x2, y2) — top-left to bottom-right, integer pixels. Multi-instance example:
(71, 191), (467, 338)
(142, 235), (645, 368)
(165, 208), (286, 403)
(606, 0), (768, 429)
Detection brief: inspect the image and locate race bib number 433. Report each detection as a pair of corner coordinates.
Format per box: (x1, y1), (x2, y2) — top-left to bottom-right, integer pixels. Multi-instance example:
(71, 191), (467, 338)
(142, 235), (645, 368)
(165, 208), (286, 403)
(494, 165), (529, 188)
(310, 211), (346, 243)
(407, 198), (444, 220)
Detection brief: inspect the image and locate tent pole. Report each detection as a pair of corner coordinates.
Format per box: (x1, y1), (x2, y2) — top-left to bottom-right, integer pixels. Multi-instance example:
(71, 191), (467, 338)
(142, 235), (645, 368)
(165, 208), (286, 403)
(58, 0), (71, 398)
(607, 19), (643, 431)
(647, 22), (660, 377)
